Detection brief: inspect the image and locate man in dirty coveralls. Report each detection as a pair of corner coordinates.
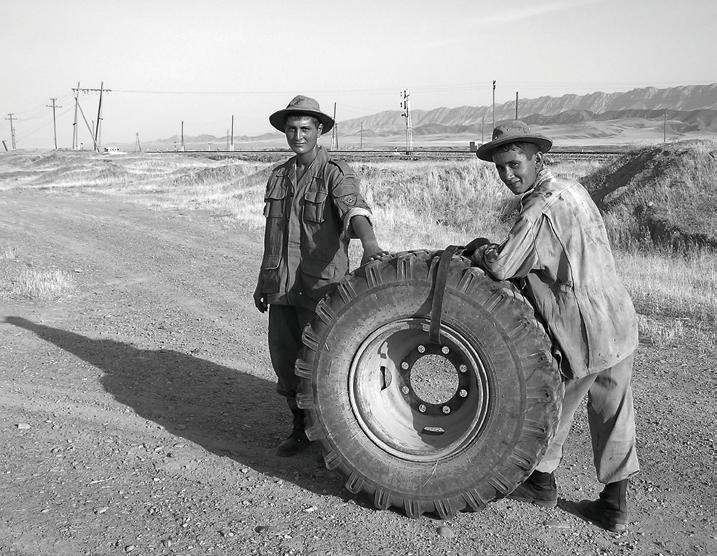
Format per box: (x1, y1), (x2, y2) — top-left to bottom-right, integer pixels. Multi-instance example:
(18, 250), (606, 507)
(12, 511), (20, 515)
(466, 120), (639, 532)
(253, 95), (384, 457)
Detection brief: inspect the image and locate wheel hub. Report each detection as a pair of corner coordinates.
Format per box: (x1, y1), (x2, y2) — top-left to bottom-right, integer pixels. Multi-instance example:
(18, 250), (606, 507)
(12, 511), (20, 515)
(348, 317), (491, 462)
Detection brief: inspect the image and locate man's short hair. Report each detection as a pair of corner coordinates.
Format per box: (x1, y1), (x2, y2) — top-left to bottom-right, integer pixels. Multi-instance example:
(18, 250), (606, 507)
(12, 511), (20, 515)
(284, 113), (322, 131)
(494, 141), (541, 158)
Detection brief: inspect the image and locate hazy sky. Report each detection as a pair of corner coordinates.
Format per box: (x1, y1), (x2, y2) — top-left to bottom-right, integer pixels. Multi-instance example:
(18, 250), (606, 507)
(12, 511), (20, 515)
(2, 0), (715, 147)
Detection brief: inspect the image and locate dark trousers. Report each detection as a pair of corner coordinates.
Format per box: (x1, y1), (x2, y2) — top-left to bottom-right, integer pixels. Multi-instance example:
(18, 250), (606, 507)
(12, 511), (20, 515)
(268, 304), (316, 409)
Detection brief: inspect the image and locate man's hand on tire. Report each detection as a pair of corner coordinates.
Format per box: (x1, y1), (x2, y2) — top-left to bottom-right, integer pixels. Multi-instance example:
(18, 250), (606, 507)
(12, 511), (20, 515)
(462, 237), (491, 258)
(360, 243), (390, 266)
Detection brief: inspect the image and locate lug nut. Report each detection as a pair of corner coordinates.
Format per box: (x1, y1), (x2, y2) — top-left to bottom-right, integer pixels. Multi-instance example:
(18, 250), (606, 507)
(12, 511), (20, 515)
(441, 346), (450, 355)
(417, 345), (425, 353)
(401, 386), (410, 395)
(418, 404), (426, 413)
(459, 389), (468, 398)
(459, 364), (467, 373)
(401, 361), (409, 370)
(442, 406), (451, 414)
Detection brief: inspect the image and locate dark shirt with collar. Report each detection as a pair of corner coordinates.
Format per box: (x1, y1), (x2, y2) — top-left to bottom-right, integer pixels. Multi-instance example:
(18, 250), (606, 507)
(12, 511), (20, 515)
(259, 146), (374, 309)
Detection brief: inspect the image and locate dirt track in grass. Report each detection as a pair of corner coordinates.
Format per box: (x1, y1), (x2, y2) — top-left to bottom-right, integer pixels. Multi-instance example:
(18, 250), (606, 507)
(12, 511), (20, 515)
(0, 172), (714, 555)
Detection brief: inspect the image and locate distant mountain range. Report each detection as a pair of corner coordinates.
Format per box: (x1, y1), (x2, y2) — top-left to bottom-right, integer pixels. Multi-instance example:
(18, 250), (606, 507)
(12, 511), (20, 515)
(337, 84), (717, 136)
(144, 83), (717, 148)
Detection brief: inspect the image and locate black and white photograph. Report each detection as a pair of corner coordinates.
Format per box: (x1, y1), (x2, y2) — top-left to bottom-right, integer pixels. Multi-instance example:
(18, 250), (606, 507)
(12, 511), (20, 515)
(1, 1), (715, 554)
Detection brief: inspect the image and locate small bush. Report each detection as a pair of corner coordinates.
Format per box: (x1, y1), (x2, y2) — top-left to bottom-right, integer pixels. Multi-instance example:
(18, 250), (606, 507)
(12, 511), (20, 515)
(1, 246), (18, 260)
(12, 269), (75, 300)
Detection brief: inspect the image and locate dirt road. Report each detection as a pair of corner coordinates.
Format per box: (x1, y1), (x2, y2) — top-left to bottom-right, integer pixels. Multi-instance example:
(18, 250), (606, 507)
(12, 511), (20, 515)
(1, 187), (714, 555)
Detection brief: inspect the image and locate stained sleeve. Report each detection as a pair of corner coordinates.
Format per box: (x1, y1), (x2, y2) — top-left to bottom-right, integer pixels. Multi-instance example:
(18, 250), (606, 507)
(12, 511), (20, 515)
(478, 212), (543, 280)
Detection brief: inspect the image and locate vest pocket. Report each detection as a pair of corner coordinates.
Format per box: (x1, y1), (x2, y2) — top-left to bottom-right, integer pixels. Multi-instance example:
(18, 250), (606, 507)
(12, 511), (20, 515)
(261, 179), (287, 270)
(264, 176), (287, 219)
(303, 188), (327, 223)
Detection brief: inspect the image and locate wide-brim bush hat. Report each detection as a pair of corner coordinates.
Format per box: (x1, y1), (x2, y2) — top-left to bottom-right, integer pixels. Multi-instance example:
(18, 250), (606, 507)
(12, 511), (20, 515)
(477, 120), (552, 161)
(269, 95), (334, 133)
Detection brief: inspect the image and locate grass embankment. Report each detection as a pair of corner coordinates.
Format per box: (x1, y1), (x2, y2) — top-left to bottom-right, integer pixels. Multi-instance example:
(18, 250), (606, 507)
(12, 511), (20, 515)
(0, 148), (714, 345)
(584, 140), (717, 251)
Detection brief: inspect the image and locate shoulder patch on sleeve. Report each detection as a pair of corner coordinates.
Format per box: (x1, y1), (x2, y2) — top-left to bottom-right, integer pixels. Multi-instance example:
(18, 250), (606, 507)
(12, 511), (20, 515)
(328, 159), (354, 176)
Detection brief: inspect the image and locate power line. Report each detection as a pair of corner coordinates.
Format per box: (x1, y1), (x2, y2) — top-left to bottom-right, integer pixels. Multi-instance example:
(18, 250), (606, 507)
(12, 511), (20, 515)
(14, 105), (73, 145)
(108, 80), (715, 98)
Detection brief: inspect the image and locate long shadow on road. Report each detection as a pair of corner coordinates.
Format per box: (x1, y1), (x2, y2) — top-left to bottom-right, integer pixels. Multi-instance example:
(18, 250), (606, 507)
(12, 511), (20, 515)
(4, 316), (347, 500)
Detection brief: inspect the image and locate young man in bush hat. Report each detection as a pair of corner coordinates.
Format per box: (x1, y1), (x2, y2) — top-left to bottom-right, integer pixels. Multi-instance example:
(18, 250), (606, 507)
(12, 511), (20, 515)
(254, 95), (384, 457)
(466, 120), (639, 532)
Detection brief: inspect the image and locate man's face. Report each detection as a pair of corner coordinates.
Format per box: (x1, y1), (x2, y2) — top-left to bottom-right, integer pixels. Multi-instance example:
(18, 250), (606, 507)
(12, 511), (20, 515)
(284, 115), (322, 155)
(492, 147), (541, 195)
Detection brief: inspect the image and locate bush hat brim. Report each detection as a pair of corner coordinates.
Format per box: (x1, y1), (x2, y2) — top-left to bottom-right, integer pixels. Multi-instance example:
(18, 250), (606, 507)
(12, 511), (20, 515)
(477, 120), (552, 161)
(269, 95), (334, 133)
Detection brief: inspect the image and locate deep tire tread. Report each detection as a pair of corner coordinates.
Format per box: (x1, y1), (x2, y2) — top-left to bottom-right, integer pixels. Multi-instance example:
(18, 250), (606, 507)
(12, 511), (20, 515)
(297, 250), (561, 518)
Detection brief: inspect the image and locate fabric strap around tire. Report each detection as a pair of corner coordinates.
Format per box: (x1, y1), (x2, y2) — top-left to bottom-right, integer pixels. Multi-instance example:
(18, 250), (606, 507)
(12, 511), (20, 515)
(429, 245), (462, 344)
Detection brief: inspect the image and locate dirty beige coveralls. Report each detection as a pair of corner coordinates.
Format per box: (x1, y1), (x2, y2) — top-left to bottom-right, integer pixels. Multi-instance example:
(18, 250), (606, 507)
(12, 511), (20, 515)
(475, 169), (640, 483)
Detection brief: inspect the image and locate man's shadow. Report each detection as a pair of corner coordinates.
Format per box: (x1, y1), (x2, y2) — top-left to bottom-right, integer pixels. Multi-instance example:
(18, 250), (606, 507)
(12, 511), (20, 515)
(5, 316), (347, 498)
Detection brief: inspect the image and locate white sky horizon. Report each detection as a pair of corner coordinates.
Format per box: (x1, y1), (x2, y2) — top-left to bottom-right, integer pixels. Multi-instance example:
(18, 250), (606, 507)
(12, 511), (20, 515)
(2, 0), (715, 148)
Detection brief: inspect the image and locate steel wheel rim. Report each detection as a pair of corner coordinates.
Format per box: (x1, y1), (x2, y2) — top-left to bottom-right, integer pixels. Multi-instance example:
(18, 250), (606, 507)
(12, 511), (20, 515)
(348, 317), (491, 462)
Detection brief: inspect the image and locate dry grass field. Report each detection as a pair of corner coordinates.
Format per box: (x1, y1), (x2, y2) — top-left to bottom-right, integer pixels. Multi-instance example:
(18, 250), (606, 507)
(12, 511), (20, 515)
(0, 146), (715, 555)
(3, 148), (713, 346)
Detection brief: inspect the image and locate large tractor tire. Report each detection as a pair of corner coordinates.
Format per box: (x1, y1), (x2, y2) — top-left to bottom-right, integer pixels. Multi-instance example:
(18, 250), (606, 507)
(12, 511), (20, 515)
(296, 250), (561, 518)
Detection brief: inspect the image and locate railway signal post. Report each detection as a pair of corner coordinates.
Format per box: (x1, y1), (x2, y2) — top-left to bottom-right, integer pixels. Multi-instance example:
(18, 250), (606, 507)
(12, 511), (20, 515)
(400, 88), (413, 155)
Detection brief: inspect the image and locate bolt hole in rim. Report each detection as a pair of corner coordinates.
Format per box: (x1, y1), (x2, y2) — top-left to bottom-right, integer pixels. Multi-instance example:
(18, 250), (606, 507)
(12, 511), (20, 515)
(348, 317), (492, 462)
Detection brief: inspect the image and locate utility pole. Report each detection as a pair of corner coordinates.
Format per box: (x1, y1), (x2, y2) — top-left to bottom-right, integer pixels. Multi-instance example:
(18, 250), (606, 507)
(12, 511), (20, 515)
(6, 113), (16, 149)
(135, 132), (142, 153)
(72, 83), (111, 151)
(663, 110), (667, 143)
(181, 121), (185, 151)
(492, 80), (496, 130)
(230, 115), (235, 151)
(72, 82), (80, 150)
(360, 121), (363, 150)
(481, 116), (485, 143)
(400, 88), (413, 154)
(47, 98), (62, 149)
(515, 91), (519, 120)
(330, 102), (338, 150)
(94, 81), (104, 151)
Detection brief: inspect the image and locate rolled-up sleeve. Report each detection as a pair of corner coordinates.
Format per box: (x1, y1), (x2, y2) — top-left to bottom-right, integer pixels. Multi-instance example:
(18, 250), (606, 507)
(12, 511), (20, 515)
(329, 166), (374, 238)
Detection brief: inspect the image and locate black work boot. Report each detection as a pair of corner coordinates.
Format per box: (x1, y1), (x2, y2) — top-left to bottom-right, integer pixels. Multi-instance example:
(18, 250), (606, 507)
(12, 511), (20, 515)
(574, 479), (629, 532)
(276, 407), (309, 457)
(508, 470), (558, 508)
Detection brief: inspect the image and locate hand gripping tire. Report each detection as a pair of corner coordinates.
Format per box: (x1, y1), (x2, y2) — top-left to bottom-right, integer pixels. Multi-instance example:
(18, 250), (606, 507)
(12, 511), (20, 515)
(295, 250), (561, 518)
